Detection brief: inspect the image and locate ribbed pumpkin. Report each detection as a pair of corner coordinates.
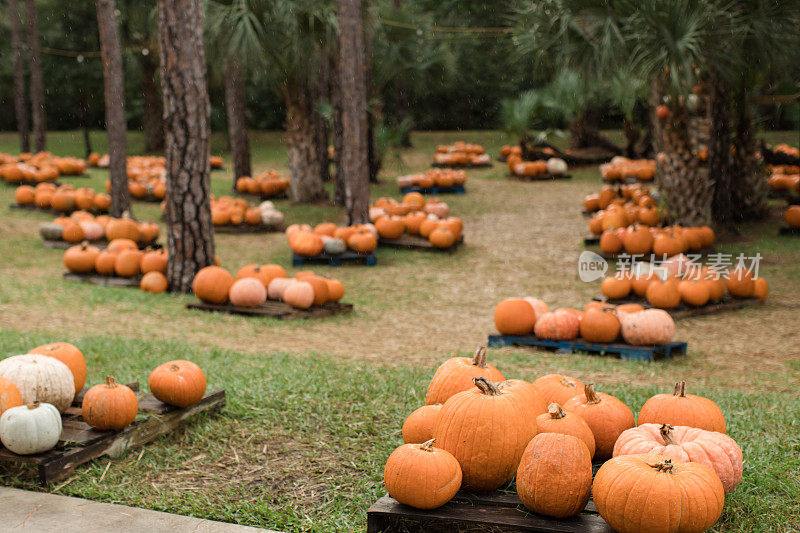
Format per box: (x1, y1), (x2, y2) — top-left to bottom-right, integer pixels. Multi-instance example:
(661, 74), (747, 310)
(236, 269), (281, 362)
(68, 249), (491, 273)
(493, 298), (536, 335)
(536, 403), (596, 458)
(81, 376), (139, 430)
(637, 381), (726, 433)
(63, 242), (101, 273)
(619, 309), (675, 346)
(229, 278), (267, 307)
(497, 379), (547, 415)
(325, 279), (345, 302)
(646, 278), (681, 309)
(725, 267), (755, 298)
(601, 276), (631, 299)
(425, 346), (504, 405)
(623, 225), (654, 255)
(347, 231), (378, 253)
(375, 216), (406, 239)
(516, 433), (592, 518)
(433, 378), (537, 491)
(114, 249), (143, 277)
(429, 226), (456, 248)
(678, 279), (709, 306)
(0, 377), (23, 416)
(593, 455), (724, 533)
(140, 249), (168, 274)
(148, 360), (206, 408)
(283, 280), (315, 309)
(614, 423), (742, 493)
(192, 266), (234, 304)
(531, 374), (584, 405)
(140, 271), (168, 293)
(28, 342), (87, 394)
(563, 384), (634, 460)
(383, 439), (462, 509)
(105, 215), (140, 242)
(579, 307), (620, 343)
(0, 354), (75, 412)
(290, 231), (324, 256)
(402, 404), (442, 444)
(533, 310), (579, 340)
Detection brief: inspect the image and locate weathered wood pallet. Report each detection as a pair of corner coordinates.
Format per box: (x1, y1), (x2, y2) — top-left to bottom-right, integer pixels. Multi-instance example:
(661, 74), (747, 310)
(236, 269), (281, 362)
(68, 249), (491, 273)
(186, 300), (353, 319)
(0, 382), (226, 486)
(379, 234), (463, 251)
(779, 225), (800, 236)
(9, 203), (108, 216)
(399, 185), (466, 195)
(3, 180), (63, 188)
(596, 295), (761, 319)
(44, 238), (159, 250)
(583, 235), (600, 245)
(431, 162), (492, 169)
(487, 334), (687, 362)
(292, 250), (377, 267)
(214, 223), (285, 234)
(234, 191), (289, 201)
(63, 272), (141, 287)
(368, 490), (611, 533)
(507, 172), (572, 181)
(585, 247), (716, 261)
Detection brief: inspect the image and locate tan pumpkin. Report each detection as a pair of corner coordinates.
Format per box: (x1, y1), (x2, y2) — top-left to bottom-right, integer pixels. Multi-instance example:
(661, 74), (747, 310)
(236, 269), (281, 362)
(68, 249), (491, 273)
(619, 309), (675, 345)
(283, 280), (315, 309)
(228, 278), (267, 307)
(0, 354), (75, 412)
(140, 271), (168, 293)
(28, 342), (86, 394)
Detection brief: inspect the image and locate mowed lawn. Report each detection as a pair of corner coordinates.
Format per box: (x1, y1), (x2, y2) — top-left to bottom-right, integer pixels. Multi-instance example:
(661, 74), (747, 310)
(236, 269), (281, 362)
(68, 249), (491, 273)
(0, 130), (798, 532)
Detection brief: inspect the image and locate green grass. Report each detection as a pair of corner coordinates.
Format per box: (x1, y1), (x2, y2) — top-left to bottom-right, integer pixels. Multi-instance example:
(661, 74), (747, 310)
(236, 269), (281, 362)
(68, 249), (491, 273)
(0, 129), (798, 531)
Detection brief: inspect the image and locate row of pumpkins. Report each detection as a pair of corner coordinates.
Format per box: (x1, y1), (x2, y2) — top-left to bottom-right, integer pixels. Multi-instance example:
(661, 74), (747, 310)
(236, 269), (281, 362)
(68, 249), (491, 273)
(494, 297), (676, 345)
(64, 240), (168, 288)
(434, 143), (489, 166)
(600, 157), (657, 182)
(385, 351), (740, 532)
(0, 152), (87, 183)
(89, 153), (224, 171)
(588, 201), (666, 235)
(15, 183), (111, 213)
(584, 183), (655, 213)
(287, 223), (378, 256)
(596, 225), (715, 256)
(770, 143), (800, 158)
(600, 263), (769, 308)
(396, 168), (467, 189)
(234, 170), (291, 198)
(766, 165), (799, 192)
(192, 265), (345, 309)
(505, 154), (569, 177)
(43, 212), (158, 245)
(162, 196), (284, 228)
(0, 341), (206, 455)
(371, 194), (462, 248)
(498, 144), (522, 160)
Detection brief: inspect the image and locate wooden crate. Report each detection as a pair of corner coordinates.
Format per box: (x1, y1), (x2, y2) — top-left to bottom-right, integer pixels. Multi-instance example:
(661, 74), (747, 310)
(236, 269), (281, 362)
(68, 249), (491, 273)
(186, 300), (353, 319)
(379, 234), (463, 252)
(507, 172), (572, 181)
(598, 295), (761, 319)
(63, 272), (141, 287)
(368, 490), (611, 533)
(292, 250), (377, 267)
(487, 334), (687, 362)
(0, 382), (226, 486)
(399, 184), (466, 196)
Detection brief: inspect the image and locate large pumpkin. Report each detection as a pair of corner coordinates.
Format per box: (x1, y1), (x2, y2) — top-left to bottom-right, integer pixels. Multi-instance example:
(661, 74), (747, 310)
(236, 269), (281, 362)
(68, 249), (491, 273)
(383, 439), (462, 509)
(497, 379), (547, 416)
(533, 310), (580, 340)
(0, 378), (23, 416)
(28, 342), (87, 394)
(63, 242), (101, 273)
(614, 423), (742, 493)
(593, 454), (724, 533)
(228, 278), (267, 307)
(536, 403), (596, 458)
(0, 354), (75, 412)
(148, 360), (206, 408)
(563, 384), (634, 460)
(425, 346), (504, 405)
(579, 307), (620, 343)
(619, 309), (675, 346)
(530, 374), (584, 405)
(433, 378), (537, 491)
(516, 433), (592, 518)
(493, 298), (536, 335)
(81, 376), (139, 430)
(402, 404), (442, 444)
(192, 266), (234, 304)
(725, 267), (755, 298)
(637, 381), (726, 433)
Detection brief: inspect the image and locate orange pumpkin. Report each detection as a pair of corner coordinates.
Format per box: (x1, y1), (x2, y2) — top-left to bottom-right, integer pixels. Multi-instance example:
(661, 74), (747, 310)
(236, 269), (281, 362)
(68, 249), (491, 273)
(64, 242), (101, 273)
(601, 275), (631, 300)
(563, 384), (634, 460)
(192, 266), (234, 304)
(425, 346), (504, 405)
(383, 439), (462, 510)
(646, 278), (681, 309)
(148, 360), (207, 408)
(141, 271), (169, 293)
(725, 267), (755, 298)
(114, 249), (143, 277)
(402, 404), (442, 444)
(82, 376), (139, 430)
(28, 342), (87, 394)
(536, 403), (596, 458)
(493, 298), (536, 335)
(637, 381), (726, 433)
(533, 310), (579, 340)
(0, 377), (23, 416)
(579, 307), (620, 343)
(531, 374), (584, 406)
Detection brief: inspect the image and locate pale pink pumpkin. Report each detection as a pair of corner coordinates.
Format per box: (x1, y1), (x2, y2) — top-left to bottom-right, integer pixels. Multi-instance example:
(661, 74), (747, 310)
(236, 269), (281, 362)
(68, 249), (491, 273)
(533, 310), (579, 340)
(79, 222), (104, 241)
(267, 277), (291, 300)
(228, 278), (267, 307)
(619, 309), (675, 345)
(283, 280), (314, 309)
(613, 423), (743, 493)
(523, 297), (549, 321)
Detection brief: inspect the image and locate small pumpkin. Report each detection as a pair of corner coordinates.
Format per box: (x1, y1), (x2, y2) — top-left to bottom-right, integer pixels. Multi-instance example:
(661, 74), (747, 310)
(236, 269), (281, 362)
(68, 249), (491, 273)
(140, 249), (168, 274)
(753, 277), (768, 302)
(493, 298), (536, 335)
(678, 279), (710, 306)
(0, 402), (62, 455)
(140, 271), (168, 293)
(646, 278), (681, 309)
(402, 404), (442, 444)
(28, 342), (87, 394)
(192, 266), (234, 304)
(425, 346), (505, 405)
(533, 310), (580, 340)
(579, 307), (620, 343)
(325, 279), (345, 302)
(323, 238), (347, 255)
(283, 280), (315, 309)
(39, 222), (64, 241)
(114, 249), (143, 277)
(95, 251), (118, 275)
(563, 384), (634, 460)
(726, 267), (755, 298)
(383, 439), (462, 509)
(63, 242), (101, 273)
(228, 278), (267, 307)
(601, 275), (631, 300)
(619, 309), (675, 345)
(267, 277), (292, 300)
(148, 360), (206, 408)
(536, 403), (595, 458)
(530, 374), (584, 406)
(82, 376), (139, 430)
(0, 354), (75, 412)
(429, 226), (456, 248)
(637, 381), (726, 433)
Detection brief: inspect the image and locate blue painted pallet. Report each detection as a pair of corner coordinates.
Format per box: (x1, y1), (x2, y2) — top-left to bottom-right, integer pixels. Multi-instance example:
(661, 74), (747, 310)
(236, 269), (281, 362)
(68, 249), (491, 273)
(399, 184), (466, 195)
(487, 335), (687, 362)
(292, 251), (377, 267)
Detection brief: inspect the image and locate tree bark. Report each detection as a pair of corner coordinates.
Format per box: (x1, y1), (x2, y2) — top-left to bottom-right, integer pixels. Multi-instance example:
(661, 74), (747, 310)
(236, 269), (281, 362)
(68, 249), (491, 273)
(140, 52), (165, 152)
(25, 0), (46, 152)
(363, 8), (380, 183)
(708, 70), (733, 229)
(331, 54), (346, 207)
(731, 93), (768, 221)
(337, 0), (370, 225)
(97, 0), (131, 218)
(158, 0), (215, 293)
(311, 50), (331, 184)
(224, 57), (252, 186)
(569, 108), (622, 155)
(9, 0), (29, 153)
(79, 98), (93, 158)
(285, 90), (328, 204)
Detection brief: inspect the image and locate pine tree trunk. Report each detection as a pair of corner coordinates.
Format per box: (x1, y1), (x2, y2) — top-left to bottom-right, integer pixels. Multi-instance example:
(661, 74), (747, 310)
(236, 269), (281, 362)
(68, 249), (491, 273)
(285, 92), (328, 204)
(158, 0), (215, 293)
(140, 52), (165, 152)
(25, 0), (46, 152)
(224, 57), (251, 186)
(363, 9), (380, 183)
(311, 51), (331, 184)
(708, 70), (733, 228)
(9, 0), (29, 153)
(331, 55), (346, 207)
(79, 98), (93, 157)
(337, 0), (370, 225)
(97, 0), (131, 218)
(731, 95), (768, 221)
(392, 0), (412, 149)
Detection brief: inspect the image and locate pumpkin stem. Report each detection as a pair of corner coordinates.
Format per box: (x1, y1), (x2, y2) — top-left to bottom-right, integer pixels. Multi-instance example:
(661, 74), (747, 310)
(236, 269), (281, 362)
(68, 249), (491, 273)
(559, 376), (577, 388)
(659, 424), (677, 445)
(584, 384), (601, 404)
(26, 401), (40, 409)
(673, 381), (687, 398)
(80, 240), (89, 250)
(104, 376), (117, 388)
(548, 403), (566, 419)
(650, 458), (675, 473)
(170, 364), (180, 371)
(471, 346), (487, 368)
(473, 377), (501, 396)
(420, 438), (436, 451)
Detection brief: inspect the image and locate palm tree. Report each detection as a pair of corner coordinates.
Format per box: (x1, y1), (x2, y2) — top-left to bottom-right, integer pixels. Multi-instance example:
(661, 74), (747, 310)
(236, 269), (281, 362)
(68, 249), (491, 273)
(25, 0), (46, 152)
(158, 0), (215, 292)
(9, 0), (29, 153)
(97, 0), (131, 217)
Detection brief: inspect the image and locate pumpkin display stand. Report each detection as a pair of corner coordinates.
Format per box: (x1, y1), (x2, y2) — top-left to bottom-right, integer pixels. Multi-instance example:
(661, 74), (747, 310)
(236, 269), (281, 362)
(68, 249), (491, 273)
(486, 334), (687, 362)
(0, 382), (225, 486)
(379, 233), (464, 252)
(399, 184), (466, 196)
(507, 172), (572, 181)
(779, 225), (800, 236)
(63, 272), (142, 287)
(292, 250), (377, 267)
(597, 295), (762, 319)
(186, 300), (353, 319)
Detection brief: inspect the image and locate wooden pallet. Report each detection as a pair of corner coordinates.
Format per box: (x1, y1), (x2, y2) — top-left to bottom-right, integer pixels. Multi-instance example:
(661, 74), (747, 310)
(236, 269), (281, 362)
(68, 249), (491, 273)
(186, 300), (353, 319)
(379, 234), (463, 251)
(292, 250), (377, 267)
(0, 382), (225, 486)
(597, 295), (761, 319)
(9, 203), (105, 216)
(431, 162), (492, 169)
(368, 490), (611, 533)
(3, 180), (63, 188)
(214, 223), (285, 234)
(507, 172), (572, 181)
(487, 335), (687, 361)
(43, 239), (160, 250)
(63, 272), (141, 287)
(399, 185), (466, 195)
(779, 225), (800, 236)
(234, 191), (289, 201)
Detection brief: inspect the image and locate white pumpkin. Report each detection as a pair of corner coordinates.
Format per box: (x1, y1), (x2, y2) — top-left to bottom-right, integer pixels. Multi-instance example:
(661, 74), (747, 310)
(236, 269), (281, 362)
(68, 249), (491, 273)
(0, 402), (62, 455)
(79, 222), (104, 241)
(267, 277), (292, 300)
(262, 209), (284, 226)
(0, 355), (75, 412)
(396, 175), (414, 188)
(362, 223), (378, 238)
(546, 157), (568, 175)
(258, 200), (275, 212)
(424, 202), (449, 219)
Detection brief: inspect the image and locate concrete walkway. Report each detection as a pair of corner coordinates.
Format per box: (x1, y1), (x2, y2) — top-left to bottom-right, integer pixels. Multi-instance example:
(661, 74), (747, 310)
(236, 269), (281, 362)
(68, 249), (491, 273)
(0, 487), (280, 532)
